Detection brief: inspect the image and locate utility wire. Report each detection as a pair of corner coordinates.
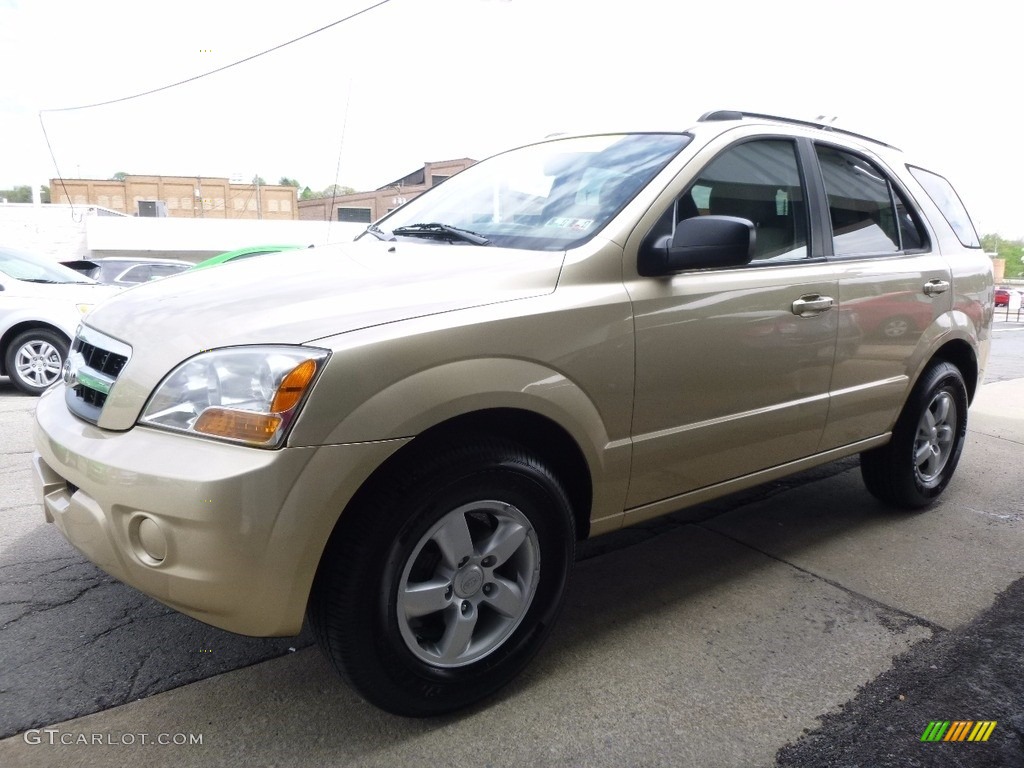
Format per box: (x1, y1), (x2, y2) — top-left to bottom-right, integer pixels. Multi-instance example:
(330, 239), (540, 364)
(39, 0), (392, 219)
(327, 78), (354, 241)
(39, 0), (393, 113)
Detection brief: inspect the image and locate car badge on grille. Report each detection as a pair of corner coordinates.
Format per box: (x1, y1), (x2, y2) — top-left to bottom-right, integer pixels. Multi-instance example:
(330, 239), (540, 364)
(62, 351), (84, 387)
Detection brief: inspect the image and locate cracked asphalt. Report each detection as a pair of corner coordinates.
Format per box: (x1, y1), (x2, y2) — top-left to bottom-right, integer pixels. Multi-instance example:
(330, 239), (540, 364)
(0, 387), (314, 740)
(0, 322), (1021, 767)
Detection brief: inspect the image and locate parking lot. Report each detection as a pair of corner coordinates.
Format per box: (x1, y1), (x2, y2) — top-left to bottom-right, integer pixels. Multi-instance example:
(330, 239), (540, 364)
(1, 322), (1022, 767)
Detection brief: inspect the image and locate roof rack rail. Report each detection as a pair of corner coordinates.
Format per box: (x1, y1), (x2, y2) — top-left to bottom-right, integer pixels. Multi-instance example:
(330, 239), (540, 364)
(697, 110), (899, 151)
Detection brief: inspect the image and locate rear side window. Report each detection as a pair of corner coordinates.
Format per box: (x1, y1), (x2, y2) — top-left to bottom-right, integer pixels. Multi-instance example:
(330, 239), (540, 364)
(116, 265), (154, 283)
(908, 166), (981, 248)
(816, 145), (928, 257)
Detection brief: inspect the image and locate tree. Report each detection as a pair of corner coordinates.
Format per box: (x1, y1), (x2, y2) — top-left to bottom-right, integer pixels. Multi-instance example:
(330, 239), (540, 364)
(983, 233), (1024, 278)
(0, 185), (32, 203)
(322, 184), (356, 198)
(300, 186), (316, 200)
(278, 177), (301, 187)
(40, 185), (51, 204)
(252, 175), (266, 186)
(110, 172), (128, 181)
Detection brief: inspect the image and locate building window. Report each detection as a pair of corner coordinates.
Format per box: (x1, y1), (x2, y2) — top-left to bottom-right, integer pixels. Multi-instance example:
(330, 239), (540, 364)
(268, 199), (279, 212)
(337, 207), (372, 223)
(280, 199), (291, 213)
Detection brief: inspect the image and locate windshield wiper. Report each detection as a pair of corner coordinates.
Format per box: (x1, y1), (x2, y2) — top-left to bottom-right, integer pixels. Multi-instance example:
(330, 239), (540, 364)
(21, 278), (62, 284)
(391, 222), (490, 246)
(363, 223), (395, 241)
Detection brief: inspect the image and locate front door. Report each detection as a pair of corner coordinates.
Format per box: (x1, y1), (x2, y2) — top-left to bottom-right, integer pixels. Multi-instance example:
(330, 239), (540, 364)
(623, 137), (838, 510)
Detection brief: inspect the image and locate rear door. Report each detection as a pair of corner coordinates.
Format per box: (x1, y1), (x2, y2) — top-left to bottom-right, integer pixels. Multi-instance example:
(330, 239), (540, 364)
(813, 143), (953, 450)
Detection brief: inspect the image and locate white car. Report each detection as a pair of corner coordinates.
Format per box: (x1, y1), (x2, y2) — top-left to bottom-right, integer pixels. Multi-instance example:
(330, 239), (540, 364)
(0, 246), (121, 395)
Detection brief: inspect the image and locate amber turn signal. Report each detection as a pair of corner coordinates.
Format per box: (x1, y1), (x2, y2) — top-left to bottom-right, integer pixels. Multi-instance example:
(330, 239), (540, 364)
(271, 359), (319, 413)
(194, 408), (283, 443)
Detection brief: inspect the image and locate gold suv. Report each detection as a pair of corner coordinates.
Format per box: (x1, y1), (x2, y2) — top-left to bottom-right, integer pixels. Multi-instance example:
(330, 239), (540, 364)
(32, 111), (993, 716)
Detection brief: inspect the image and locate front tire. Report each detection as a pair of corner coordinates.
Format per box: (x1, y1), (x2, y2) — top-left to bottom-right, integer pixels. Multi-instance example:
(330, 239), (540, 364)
(860, 361), (968, 509)
(309, 438), (576, 716)
(5, 329), (69, 395)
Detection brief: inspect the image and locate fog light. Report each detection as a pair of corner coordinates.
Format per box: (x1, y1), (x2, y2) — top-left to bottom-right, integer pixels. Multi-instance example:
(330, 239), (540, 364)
(130, 515), (167, 564)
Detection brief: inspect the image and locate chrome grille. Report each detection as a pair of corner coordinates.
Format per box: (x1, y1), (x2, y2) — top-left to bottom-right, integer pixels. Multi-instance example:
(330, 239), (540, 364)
(78, 340), (127, 378)
(64, 328), (132, 423)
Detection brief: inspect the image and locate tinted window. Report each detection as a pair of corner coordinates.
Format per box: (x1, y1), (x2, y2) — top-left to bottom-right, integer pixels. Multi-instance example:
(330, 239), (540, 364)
(338, 207), (372, 223)
(116, 265), (154, 283)
(660, 139), (809, 262)
(149, 264), (189, 278)
(908, 166), (981, 248)
(817, 146), (927, 257)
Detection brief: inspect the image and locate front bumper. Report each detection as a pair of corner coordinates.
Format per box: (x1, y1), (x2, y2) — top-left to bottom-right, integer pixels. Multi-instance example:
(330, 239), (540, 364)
(32, 386), (408, 636)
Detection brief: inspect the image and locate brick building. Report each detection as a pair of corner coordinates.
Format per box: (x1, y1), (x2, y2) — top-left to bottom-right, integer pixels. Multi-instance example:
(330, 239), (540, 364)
(297, 159), (476, 223)
(50, 175), (298, 220)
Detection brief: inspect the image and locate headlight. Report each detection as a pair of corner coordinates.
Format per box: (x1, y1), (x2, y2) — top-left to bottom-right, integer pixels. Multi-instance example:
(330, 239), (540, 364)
(139, 346), (330, 448)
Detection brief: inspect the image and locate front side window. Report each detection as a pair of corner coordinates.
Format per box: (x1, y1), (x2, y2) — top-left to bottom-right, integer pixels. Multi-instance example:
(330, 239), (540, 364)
(649, 139), (810, 262)
(817, 146), (927, 257)
(908, 165), (980, 248)
(371, 133), (691, 251)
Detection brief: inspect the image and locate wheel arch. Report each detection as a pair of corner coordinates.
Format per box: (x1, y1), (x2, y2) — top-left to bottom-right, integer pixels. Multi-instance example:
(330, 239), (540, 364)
(337, 408), (595, 543)
(926, 338), (979, 404)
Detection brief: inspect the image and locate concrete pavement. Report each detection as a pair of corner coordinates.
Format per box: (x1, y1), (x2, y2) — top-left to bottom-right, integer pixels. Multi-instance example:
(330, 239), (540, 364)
(1, 375), (1022, 767)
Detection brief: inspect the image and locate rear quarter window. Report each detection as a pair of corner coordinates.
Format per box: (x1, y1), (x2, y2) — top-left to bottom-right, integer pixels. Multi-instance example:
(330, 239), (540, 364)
(908, 166), (981, 248)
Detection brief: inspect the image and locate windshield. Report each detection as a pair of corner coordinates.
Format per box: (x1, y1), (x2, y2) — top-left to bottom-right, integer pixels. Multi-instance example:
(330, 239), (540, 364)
(0, 246), (96, 284)
(371, 133), (691, 251)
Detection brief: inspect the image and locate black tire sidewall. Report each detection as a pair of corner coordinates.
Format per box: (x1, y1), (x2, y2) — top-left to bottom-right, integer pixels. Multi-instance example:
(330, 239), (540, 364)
(894, 362), (969, 504)
(5, 329), (69, 395)
(314, 443), (575, 716)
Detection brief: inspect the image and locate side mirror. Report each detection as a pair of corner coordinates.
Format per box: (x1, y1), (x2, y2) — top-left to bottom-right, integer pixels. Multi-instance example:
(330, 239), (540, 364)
(639, 215), (755, 276)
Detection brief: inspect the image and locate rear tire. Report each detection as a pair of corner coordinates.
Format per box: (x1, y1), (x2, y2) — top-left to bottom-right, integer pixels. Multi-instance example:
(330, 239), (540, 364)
(5, 329), (69, 395)
(860, 361), (968, 509)
(309, 437), (576, 716)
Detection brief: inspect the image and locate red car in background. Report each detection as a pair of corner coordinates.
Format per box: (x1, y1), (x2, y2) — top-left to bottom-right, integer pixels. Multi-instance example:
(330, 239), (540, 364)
(995, 287), (1014, 307)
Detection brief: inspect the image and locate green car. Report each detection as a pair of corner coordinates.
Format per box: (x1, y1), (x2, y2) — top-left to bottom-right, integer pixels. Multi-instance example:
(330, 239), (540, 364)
(190, 244), (307, 271)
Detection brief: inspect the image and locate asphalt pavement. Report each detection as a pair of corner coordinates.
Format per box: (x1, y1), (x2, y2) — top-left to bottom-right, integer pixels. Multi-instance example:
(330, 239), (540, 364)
(1, 321), (1022, 767)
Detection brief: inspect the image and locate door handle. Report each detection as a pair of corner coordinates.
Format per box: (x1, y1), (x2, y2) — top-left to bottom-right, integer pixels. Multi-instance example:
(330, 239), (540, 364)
(923, 279), (950, 297)
(791, 295), (835, 317)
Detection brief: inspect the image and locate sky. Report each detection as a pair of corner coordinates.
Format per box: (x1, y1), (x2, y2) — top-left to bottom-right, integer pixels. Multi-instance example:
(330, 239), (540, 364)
(1, 0), (1020, 238)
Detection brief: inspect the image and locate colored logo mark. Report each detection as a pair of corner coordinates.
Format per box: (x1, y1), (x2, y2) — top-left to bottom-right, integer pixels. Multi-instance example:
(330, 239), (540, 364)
(920, 720), (997, 742)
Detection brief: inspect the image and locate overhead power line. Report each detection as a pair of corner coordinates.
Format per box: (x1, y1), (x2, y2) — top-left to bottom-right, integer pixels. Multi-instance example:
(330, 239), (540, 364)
(39, 0), (393, 113)
(38, 0), (393, 218)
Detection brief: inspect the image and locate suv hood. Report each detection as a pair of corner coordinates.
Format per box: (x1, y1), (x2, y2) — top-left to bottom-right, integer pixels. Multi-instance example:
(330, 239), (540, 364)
(84, 240), (564, 429)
